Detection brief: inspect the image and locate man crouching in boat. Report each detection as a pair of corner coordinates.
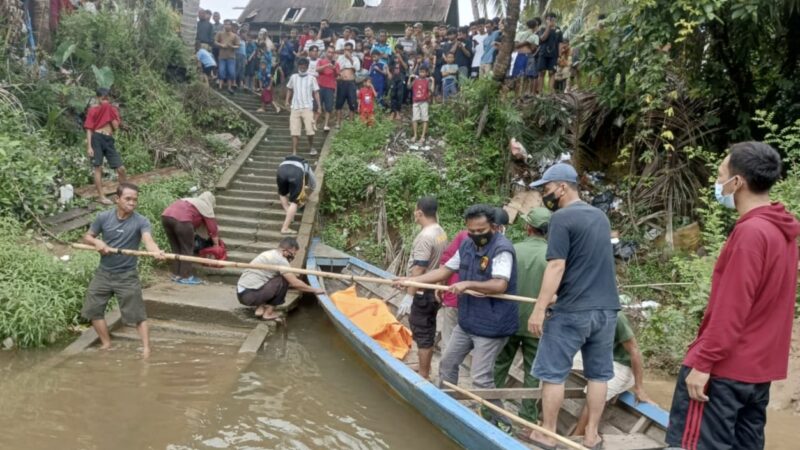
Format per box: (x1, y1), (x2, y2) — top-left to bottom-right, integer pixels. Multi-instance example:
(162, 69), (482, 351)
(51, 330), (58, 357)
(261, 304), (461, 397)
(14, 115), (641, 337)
(236, 237), (324, 320)
(395, 204), (518, 433)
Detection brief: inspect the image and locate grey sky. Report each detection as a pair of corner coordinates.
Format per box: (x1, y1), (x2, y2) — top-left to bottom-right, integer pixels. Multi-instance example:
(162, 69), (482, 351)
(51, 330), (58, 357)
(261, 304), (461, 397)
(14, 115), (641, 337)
(199, 0), (477, 26)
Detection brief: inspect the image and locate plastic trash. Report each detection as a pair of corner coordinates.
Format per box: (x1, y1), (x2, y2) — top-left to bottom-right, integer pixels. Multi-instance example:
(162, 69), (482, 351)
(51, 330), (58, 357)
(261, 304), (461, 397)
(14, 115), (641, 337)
(58, 184), (74, 205)
(613, 240), (638, 261)
(591, 190), (615, 214)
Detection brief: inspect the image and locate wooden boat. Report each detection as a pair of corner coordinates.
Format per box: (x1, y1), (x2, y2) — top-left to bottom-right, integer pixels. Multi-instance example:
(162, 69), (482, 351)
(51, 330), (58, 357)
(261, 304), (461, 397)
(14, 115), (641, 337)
(307, 240), (669, 450)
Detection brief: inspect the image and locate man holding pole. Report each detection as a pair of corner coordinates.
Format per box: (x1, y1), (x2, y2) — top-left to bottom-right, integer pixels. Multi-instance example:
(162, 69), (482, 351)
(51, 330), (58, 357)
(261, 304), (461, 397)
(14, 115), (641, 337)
(236, 237), (324, 320)
(395, 204), (518, 432)
(395, 197), (448, 380)
(82, 182), (165, 358)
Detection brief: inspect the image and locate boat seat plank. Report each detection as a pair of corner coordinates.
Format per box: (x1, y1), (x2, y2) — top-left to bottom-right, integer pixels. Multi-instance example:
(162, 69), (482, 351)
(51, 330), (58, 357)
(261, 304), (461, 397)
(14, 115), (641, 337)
(443, 387), (586, 401)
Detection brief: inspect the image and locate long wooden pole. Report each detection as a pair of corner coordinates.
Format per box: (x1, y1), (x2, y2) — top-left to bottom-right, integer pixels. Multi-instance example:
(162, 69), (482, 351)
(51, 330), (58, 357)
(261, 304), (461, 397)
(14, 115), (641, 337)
(70, 244), (538, 304)
(442, 381), (588, 450)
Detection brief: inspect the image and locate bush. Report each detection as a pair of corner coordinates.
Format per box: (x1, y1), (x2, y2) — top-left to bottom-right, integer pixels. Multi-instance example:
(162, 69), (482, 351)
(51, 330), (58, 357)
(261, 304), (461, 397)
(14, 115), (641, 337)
(382, 154), (441, 224)
(0, 218), (98, 347)
(321, 155), (379, 214)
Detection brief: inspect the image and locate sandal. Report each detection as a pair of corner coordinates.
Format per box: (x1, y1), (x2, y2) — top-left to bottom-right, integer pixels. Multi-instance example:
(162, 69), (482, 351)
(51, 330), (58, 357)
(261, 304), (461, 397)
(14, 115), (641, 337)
(254, 306), (266, 317)
(515, 431), (558, 450)
(280, 229), (298, 235)
(584, 435), (604, 450)
(261, 312), (280, 321)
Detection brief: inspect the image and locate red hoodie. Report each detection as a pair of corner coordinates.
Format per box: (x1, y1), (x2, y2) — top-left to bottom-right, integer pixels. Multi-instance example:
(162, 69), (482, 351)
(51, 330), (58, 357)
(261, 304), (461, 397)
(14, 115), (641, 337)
(684, 203), (800, 383)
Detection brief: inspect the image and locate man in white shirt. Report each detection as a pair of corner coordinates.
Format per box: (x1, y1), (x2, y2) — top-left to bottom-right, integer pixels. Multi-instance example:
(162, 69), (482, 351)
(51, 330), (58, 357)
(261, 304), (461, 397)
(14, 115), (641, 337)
(335, 27), (356, 52)
(285, 58), (321, 155)
(471, 19), (487, 78)
(303, 27), (325, 54)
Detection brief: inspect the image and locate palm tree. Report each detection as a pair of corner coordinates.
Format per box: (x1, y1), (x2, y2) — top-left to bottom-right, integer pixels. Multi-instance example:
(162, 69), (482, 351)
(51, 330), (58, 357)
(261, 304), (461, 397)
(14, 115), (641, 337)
(491, 0), (521, 82)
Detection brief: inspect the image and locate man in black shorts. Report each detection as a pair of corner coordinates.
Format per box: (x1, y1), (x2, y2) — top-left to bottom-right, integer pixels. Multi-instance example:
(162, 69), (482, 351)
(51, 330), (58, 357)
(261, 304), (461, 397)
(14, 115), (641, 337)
(82, 182), (165, 358)
(536, 12), (562, 93)
(335, 42), (361, 128)
(276, 155), (317, 235)
(84, 88), (127, 205)
(395, 197), (447, 380)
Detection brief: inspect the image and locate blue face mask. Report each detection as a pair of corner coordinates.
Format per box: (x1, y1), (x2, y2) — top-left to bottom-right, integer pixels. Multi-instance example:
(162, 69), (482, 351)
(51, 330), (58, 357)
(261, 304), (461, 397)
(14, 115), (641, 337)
(714, 177), (737, 209)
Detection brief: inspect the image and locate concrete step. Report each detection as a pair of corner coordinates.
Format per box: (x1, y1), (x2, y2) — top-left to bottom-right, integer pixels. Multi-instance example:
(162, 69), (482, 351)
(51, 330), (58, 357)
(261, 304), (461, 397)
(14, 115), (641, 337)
(228, 179), (276, 191)
(236, 166), (278, 177)
(142, 281), (265, 328)
(224, 237), (282, 254)
(235, 173), (281, 184)
(216, 194), (278, 208)
(216, 187), (277, 198)
(216, 204), (301, 220)
(216, 216), (285, 230)
(219, 225), (291, 242)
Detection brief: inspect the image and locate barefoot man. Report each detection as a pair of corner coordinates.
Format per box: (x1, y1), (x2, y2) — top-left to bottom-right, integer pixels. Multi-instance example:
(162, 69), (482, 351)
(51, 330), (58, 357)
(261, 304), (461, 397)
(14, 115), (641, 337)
(82, 183), (165, 358)
(84, 88), (126, 205)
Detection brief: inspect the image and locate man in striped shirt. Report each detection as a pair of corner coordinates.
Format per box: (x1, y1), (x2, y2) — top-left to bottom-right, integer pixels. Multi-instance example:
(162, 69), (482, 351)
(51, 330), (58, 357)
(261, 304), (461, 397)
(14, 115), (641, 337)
(285, 58), (321, 155)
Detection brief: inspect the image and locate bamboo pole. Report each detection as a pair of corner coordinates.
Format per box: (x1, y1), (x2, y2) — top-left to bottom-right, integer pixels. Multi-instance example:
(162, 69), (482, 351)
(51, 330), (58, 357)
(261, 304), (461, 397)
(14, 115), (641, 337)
(70, 244), (538, 304)
(442, 381), (588, 450)
(619, 282), (692, 289)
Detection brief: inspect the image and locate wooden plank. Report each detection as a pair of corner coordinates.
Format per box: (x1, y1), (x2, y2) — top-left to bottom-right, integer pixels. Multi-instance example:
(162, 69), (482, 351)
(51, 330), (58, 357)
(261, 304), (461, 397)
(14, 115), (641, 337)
(443, 387), (585, 401)
(43, 205), (99, 226)
(238, 323), (270, 354)
(49, 215), (95, 235)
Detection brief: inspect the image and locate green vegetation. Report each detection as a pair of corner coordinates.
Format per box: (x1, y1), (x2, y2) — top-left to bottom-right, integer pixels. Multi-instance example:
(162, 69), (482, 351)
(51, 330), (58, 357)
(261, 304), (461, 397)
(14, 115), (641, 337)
(1, 2), (253, 225)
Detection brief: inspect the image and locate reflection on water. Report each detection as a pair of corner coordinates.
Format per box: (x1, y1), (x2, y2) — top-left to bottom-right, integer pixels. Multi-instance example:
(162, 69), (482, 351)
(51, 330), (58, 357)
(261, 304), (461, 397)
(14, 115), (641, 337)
(0, 301), (457, 450)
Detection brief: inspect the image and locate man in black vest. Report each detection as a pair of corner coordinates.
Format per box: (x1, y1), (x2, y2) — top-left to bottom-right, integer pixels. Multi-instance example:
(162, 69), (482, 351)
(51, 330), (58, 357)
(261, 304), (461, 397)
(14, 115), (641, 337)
(395, 204), (518, 432)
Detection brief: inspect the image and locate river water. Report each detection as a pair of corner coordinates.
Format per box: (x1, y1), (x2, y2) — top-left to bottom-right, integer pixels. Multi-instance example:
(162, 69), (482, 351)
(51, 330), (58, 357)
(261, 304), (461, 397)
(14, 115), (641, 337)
(0, 300), (457, 450)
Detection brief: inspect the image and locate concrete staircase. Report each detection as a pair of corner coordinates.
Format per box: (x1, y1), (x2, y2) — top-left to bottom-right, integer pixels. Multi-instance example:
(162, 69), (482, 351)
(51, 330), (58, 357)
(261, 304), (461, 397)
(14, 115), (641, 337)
(205, 91), (325, 287)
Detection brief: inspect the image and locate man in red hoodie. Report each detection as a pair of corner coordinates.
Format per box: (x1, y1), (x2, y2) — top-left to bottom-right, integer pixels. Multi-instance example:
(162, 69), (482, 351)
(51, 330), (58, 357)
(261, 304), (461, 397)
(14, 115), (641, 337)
(84, 88), (125, 205)
(666, 141), (799, 450)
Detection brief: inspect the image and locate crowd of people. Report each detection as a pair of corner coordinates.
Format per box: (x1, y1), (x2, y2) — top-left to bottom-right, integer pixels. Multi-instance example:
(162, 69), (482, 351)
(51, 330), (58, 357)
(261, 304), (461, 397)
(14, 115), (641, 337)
(194, 13), (581, 142)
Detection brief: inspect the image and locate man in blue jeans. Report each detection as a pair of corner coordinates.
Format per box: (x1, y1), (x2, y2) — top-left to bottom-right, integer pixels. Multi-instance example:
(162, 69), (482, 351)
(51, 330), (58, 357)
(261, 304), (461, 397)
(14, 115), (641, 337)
(525, 163), (620, 450)
(215, 20), (241, 94)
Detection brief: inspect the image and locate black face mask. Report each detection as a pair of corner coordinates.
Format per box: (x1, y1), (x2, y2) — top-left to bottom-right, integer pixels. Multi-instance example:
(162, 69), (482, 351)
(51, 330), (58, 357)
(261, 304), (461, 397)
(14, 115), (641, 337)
(469, 231), (493, 248)
(542, 191), (561, 212)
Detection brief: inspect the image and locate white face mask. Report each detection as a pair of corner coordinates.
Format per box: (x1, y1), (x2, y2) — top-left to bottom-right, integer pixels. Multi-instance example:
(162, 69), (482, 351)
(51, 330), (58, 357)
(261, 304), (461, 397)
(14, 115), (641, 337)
(714, 177), (737, 209)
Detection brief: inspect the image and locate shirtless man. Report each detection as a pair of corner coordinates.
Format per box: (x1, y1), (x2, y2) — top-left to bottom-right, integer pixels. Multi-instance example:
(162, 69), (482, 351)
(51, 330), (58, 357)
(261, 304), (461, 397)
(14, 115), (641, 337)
(335, 42), (361, 128)
(84, 88), (126, 204)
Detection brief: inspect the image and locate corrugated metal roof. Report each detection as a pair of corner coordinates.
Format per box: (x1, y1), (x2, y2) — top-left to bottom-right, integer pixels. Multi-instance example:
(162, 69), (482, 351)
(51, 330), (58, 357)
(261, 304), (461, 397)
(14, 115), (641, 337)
(239, 0), (454, 25)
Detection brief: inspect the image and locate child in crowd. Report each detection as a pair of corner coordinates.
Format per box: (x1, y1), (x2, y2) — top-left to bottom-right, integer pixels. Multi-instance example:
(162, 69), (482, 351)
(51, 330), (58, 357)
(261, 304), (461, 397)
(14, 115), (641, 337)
(509, 41), (531, 96)
(526, 45), (539, 95)
(362, 44), (374, 71)
(554, 40), (572, 92)
(196, 43), (216, 86)
(440, 52), (459, 102)
(358, 77), (377, 127)
(389, 62), (405, 120)
(369, 49), (389, 108)
(256, 61), (281, 114)
(409, 65), (432, 142)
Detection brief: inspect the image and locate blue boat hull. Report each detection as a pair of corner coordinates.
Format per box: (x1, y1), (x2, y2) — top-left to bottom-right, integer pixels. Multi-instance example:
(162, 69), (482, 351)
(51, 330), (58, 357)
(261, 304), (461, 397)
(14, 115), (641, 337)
(307, 239), (527, 450)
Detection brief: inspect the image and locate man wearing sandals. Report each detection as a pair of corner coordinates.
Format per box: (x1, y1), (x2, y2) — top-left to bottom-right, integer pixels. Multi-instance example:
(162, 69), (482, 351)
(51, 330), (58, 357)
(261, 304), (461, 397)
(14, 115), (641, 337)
(236, 237), (324, 320)
(526, 163), (619, 450)
(276, 155), (317, 235)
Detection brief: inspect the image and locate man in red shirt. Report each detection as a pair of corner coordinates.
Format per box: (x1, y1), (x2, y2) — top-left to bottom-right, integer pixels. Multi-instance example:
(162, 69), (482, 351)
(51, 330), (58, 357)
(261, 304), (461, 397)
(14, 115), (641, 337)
(84, 88), (126, 205)
(315, 46), (337, 131)
(666, 141), (799, 450)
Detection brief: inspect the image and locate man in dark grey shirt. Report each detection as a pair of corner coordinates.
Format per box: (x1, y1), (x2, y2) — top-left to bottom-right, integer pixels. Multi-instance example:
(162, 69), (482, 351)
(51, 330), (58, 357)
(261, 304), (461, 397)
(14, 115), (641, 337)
(523, 163), (619, 450)
(83, 182), (165, 358)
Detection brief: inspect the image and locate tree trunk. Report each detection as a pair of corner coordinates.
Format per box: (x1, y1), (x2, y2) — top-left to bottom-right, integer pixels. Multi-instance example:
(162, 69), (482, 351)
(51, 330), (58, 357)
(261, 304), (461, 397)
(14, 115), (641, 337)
(492, 0), (521, 82)
(32, 0), (51, 50)
(539, 0), (548, 15)
(470, 0), (481, 20)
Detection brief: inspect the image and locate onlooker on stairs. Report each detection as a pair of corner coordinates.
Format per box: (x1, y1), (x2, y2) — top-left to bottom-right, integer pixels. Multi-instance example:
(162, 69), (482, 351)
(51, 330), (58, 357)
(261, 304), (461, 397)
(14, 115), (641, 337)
(285, 58), (321, 155)
(215, 19), (241, 95)
(161, 191), (220, 285)
(276, 155), (317, 235)
(236, 237), (324, 320)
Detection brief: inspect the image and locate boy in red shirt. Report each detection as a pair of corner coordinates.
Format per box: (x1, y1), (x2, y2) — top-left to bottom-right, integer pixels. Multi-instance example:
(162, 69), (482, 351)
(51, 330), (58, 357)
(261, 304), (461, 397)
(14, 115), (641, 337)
(409, 65), (432, 143)
(84, 88), (126, 205)
(666, 141), (799, 450)
(357, 77), (377, 127)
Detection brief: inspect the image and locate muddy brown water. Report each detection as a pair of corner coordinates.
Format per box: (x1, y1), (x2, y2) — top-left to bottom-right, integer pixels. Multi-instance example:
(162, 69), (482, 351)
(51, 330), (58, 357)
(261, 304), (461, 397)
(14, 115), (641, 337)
(0, 300), (457, 450)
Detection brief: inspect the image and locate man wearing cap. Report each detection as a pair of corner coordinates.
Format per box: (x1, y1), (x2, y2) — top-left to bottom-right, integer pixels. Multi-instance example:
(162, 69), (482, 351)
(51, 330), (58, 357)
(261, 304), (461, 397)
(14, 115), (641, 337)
(525, 163), (619, 450)
(493, 207), (551, 429)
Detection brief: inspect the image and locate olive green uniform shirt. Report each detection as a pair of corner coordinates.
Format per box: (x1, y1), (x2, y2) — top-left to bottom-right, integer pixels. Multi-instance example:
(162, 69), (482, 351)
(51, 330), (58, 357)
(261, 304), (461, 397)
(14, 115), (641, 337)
(513, 236), (548, 337)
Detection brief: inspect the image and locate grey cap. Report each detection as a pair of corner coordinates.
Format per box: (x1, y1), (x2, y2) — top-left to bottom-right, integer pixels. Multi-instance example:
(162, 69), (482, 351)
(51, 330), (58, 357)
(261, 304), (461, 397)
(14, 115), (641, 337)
(530, 163), (578, 187)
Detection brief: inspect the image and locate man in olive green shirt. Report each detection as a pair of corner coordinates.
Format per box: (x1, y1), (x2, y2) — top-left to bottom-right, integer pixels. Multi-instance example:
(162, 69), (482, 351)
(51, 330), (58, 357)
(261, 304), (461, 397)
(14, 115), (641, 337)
(493, 207), (551, 424)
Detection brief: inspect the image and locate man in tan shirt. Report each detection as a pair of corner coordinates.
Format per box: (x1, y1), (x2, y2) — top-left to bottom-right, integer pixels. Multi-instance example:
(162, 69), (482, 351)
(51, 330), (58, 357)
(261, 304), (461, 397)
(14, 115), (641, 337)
(215, 19), (241, 94)
(396, 197), (448, 379)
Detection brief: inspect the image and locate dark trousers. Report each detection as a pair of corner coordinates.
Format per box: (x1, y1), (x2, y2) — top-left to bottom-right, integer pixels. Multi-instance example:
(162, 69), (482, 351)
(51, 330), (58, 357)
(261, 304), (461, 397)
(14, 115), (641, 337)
(161, 216), (194, 278)
(237, 276), (289, 307)
(666, 365), (770, 450)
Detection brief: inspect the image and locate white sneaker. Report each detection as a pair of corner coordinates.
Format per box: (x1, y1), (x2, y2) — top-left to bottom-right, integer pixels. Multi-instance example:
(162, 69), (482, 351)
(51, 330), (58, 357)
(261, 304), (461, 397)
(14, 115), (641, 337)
(309, 148), (318, 156)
